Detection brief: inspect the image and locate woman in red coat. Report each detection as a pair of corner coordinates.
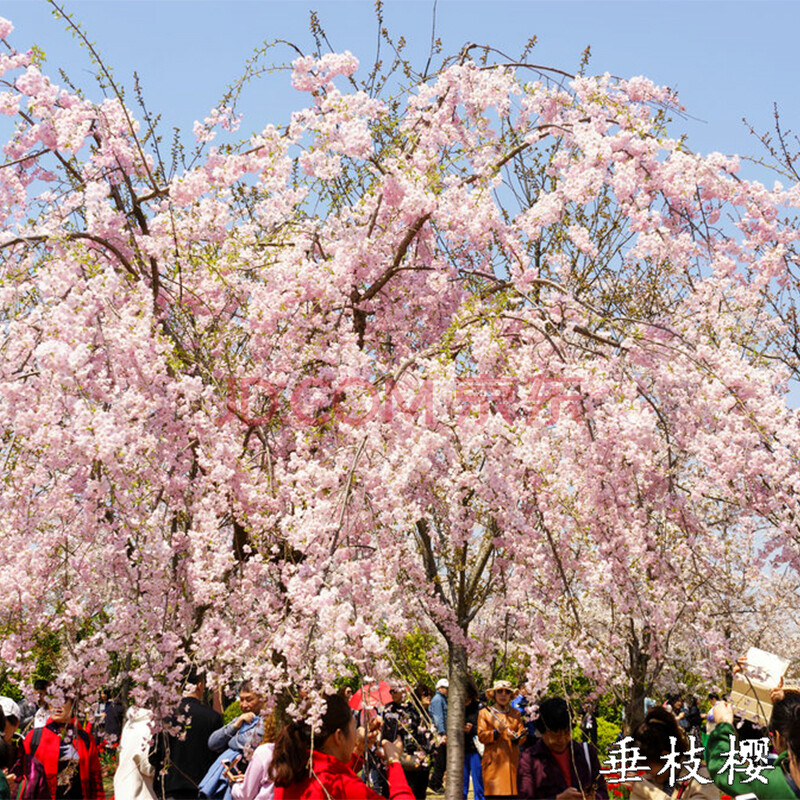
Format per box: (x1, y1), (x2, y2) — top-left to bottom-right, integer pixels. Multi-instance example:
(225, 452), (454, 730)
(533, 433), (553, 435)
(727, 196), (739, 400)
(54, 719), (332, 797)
(22, 698), (105, 800)
(269, 693), (413, 800)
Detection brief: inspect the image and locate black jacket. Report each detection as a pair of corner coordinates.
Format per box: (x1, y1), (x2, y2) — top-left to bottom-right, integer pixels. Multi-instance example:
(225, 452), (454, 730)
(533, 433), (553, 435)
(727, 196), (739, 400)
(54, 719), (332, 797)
(153, 697), (223, 799)
(464, 701), (481, 755)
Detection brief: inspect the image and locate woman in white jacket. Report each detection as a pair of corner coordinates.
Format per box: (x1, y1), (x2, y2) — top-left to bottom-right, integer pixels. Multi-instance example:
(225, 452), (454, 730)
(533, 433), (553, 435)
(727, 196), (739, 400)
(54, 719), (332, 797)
(114, 707), (157, 800)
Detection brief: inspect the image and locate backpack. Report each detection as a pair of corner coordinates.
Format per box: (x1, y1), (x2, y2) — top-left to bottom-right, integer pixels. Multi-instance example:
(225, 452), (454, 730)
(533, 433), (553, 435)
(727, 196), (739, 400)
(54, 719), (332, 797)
(19, 728), (50, 800)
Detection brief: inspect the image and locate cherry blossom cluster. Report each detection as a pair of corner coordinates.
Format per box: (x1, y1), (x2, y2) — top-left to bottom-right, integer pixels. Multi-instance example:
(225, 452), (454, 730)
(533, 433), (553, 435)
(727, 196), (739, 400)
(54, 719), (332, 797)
(0, 15), (798, 725)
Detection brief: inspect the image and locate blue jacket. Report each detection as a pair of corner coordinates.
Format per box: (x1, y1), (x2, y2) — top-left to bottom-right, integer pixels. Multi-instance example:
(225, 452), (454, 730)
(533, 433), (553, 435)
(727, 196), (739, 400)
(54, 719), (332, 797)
(430, 691), (447, 735)
(511, 695), (538, 740)
(199, 717), (263, 800)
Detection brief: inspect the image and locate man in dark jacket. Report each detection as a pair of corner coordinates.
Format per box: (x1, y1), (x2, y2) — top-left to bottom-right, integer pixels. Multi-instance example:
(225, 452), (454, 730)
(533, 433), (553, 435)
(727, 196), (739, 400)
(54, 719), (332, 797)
(684, 696), (703, 742)
(517, 697), (607, 800)
(153, 669), (223, 800)
(384, 686), (433, 800)
(579, 703), (598, 748)
(463, 683), (484, 800)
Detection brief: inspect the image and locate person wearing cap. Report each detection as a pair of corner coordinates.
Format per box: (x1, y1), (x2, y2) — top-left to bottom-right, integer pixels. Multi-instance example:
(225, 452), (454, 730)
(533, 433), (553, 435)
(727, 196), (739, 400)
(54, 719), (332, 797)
(3, 696), (49, 800)
(0, 697), (22, 776)
(477, 681), (526, 799)
(0, 698), (20, 745)
(428, 680), (449, 794)
(0, 710), (12, 800)
(1, 699), (21, 800)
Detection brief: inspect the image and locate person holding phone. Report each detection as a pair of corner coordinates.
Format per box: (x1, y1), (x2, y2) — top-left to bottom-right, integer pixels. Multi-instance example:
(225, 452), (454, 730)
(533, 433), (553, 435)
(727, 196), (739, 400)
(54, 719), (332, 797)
(220, 712), (285, 800)
(477, 681), (526, 800)
(200, 682), (265, 800)
(386, 686), (434, 800)
(269, 693), (413, 800)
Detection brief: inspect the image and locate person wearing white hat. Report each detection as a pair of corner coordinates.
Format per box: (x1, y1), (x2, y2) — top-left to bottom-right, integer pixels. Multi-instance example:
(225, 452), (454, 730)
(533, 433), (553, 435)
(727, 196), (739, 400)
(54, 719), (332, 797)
(0, 698), (22, 800)
(428, 680), (449, 794)
(0, 697), (21, 792)
(477, 681), (526, 799)
(0, 698), (20, 744)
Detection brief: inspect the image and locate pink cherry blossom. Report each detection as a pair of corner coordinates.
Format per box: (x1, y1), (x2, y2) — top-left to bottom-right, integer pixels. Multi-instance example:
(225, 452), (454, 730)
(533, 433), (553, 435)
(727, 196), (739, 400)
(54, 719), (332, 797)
(0, 23), (798, 800)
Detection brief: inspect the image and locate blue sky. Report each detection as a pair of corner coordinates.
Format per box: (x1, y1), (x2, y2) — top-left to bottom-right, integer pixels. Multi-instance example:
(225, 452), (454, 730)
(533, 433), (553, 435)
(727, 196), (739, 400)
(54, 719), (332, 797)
(2, 1), (799, 180)
(3, 2), (800, 407)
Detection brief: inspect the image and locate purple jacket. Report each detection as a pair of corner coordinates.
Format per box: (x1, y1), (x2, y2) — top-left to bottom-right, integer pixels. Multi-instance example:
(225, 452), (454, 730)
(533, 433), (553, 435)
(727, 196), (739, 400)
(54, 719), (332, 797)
(517, 738), (608, 800)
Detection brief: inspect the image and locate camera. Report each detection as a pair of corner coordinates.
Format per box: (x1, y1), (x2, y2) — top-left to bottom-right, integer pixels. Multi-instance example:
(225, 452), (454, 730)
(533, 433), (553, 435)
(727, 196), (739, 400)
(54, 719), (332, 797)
(382, 714), (400, 743)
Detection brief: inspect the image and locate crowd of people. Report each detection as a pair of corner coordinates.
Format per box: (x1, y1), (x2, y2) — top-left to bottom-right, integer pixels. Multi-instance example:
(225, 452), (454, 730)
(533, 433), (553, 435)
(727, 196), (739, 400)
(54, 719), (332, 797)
(2, 672), (800, 800)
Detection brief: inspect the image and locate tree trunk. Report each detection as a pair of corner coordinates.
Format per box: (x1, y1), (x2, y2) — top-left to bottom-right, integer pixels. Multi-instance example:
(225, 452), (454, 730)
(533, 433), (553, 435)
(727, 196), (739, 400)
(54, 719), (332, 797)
(625, 680), (646, 735)
(445, 640), (469, 800)
(625, 647), (650, 734)
(118, 653), (133, 714)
